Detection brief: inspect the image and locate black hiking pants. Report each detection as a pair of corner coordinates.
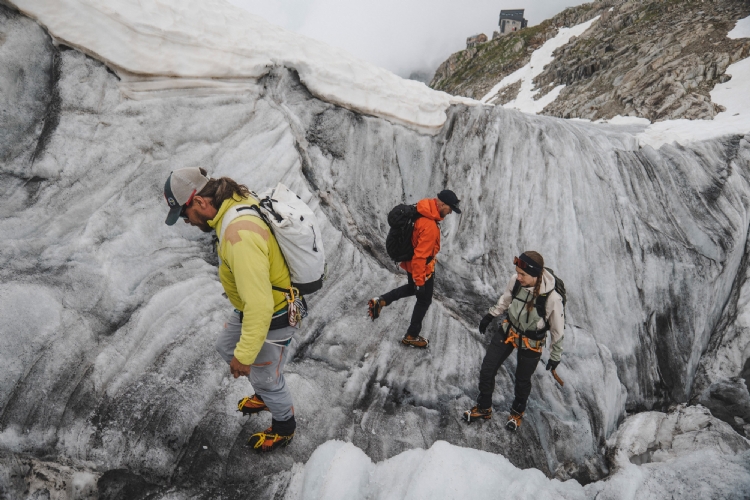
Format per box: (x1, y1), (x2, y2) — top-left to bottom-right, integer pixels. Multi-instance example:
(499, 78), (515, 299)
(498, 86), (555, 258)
(477, 327), (541, 414)
(380, 272), (434, 338)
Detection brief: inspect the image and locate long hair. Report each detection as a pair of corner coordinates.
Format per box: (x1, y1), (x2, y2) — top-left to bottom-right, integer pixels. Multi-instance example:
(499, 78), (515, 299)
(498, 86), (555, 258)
(196, 168), (251, 209)
(523, 251), (544, 312)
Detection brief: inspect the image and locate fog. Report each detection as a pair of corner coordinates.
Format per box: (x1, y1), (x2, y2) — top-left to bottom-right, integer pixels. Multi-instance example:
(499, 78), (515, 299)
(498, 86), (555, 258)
(228, 0), (587, 80)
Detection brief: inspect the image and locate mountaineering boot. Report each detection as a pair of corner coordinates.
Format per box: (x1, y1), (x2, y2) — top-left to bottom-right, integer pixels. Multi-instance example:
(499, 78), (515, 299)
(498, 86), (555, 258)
(237, 394), (269, 416)
(247, 417), (296, 452)
(368, 297), (385, 321)
(506, 411), (524, 431)
(463, 405), (492, 423)
(401, 335), (429, 348)
(247, 427), (295, 452)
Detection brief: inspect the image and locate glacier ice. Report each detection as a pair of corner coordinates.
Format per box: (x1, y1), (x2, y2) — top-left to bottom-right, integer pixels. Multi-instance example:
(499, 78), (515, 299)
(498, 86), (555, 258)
(1, 1), (750, 498)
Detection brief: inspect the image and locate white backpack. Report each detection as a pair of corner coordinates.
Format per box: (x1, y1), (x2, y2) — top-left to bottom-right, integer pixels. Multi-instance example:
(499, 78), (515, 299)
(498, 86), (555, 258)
(219, 183), (326, 295)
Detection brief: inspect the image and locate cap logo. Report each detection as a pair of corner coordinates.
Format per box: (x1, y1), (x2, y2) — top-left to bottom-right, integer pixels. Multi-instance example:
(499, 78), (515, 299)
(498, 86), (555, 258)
(167, 197), (178, 207)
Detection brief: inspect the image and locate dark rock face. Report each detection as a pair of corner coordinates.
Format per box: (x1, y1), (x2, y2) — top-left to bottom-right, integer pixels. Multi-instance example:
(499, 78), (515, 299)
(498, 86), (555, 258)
(430, 0), (750, 122)
(429, 1), (613, 100)
(539, 0), (750, 121)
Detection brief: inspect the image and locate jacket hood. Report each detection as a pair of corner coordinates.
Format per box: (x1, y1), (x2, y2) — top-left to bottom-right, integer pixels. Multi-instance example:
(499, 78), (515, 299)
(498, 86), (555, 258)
(540, 269), (555, 294)
(416, 198), (444, 221)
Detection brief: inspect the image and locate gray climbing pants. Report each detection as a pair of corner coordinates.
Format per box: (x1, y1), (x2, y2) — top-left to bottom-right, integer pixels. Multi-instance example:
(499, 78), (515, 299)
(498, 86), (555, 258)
(215, 310), (295, 422)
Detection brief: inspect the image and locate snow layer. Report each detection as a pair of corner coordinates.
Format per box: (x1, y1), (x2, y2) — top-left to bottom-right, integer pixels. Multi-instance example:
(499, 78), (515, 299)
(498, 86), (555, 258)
(729, 15), (750, 39)
(8, 0), (475, 133)
(480, 17), (601, 111)
(285, 406), (750, 500)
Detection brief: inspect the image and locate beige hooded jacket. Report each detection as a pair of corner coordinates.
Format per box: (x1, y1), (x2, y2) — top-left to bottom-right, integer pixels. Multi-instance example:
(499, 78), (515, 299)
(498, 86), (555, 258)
(488, 269), (565, 362)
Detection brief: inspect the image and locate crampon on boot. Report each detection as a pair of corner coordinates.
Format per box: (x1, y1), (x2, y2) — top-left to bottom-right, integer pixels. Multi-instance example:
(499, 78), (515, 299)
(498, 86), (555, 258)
(401, 335), (429, 348)
(506, 411), (524, 431)
(463, 405), (492, 423)
(247, 427), (295, 452)
(368, 298), (384, 321)
(237, 395), (269, 416)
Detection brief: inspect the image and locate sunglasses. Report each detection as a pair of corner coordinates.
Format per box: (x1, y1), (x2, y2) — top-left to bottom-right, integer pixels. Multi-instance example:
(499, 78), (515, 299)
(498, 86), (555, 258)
(513, 256), (540, 272)
(179, 190), (197, 220)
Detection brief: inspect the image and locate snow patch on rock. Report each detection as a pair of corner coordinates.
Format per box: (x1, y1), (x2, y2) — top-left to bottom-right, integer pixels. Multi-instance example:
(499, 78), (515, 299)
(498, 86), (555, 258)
(728, 15), (750, 39)
(637, 36), (750, 147)
(480, 17), (601, 112)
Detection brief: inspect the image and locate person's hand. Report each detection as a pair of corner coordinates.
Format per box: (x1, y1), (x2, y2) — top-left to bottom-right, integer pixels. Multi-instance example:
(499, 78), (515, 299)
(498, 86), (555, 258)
(414, 284), (426, 298)
(230, 356), (251, 378)
(479, 314), (494, 334)
(546, 358), (560, 371)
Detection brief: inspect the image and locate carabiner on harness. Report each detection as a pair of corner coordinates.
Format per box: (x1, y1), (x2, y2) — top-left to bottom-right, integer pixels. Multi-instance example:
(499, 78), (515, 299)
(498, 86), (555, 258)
(273, 286), (308, 328)
(503, 320), (544, 354)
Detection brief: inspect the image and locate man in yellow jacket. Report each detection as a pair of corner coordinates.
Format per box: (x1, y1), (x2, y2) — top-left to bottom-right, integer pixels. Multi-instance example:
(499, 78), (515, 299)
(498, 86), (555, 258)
(164, 167), (296, 452)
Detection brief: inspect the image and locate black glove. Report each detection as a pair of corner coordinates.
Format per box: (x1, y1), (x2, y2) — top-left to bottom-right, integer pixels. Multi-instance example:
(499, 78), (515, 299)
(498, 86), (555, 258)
(478, 314), (494, 334)
(546, 359), (560, 371)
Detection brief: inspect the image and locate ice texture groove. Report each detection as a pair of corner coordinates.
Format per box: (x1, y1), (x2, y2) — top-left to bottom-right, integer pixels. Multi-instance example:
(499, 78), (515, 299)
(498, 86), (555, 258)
(2, 2), (750, 499)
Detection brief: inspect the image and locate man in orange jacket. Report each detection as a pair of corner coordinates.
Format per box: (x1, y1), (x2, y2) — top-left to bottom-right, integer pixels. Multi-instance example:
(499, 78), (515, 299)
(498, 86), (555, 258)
(368, 190), (461, 348)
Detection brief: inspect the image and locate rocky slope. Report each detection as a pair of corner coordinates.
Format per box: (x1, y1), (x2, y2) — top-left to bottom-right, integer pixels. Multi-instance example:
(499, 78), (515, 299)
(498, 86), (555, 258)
(430, 0), (750, 122)
(430, 1), (614, 101)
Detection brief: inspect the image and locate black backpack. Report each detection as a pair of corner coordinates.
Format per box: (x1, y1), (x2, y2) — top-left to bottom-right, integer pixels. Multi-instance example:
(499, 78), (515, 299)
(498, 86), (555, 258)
(385, 204), (421, 262)
(511, 267), (566, 332)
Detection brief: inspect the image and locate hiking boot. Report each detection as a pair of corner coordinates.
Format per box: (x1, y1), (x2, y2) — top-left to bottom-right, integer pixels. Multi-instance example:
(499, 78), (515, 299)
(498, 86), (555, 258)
(237, 395), (269, 416)
(401, 335), (429, 348)
(247, 426), (295, 452)
(506, 411), (524, 431)
(368, 297), (385, 321)
(463, 405), (492, 423)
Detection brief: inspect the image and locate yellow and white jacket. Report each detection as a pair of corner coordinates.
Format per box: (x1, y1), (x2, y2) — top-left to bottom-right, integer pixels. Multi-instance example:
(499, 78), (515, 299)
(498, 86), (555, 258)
(208, 196), (291, 365)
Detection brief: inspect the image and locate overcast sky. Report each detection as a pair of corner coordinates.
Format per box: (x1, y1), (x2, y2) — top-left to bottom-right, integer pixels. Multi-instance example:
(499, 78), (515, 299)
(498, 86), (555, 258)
(228, 0), (587, 79)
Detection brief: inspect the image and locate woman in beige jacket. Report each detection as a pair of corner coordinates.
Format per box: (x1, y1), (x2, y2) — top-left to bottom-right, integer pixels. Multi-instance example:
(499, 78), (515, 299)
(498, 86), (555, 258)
(463, 251), (564, 431)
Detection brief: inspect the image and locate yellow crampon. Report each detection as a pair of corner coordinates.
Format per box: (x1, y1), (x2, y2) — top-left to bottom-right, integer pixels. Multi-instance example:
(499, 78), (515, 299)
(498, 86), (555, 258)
(248, 428), (295, 452)
(238, 397), (248, 411)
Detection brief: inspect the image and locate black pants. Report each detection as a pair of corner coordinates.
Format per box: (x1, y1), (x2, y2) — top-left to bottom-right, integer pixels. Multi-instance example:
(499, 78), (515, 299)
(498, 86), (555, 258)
(477, 327), (541, 414)
(380, 272), (434, 338)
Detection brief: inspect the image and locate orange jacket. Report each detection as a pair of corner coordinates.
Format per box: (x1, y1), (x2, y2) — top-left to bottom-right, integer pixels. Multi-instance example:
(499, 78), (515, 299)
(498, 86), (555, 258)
(400, 198), (443, 285)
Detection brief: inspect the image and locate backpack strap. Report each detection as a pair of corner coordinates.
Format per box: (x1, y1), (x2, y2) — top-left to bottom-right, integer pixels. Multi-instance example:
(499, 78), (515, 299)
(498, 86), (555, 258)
(511, 280), (521, 297)
(217, 204), (265, 245)
(535, 293), (551, 333)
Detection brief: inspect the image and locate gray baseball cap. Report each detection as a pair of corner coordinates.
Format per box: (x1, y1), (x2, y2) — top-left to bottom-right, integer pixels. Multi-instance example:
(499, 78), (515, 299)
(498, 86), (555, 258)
(164, 168), (210, 225)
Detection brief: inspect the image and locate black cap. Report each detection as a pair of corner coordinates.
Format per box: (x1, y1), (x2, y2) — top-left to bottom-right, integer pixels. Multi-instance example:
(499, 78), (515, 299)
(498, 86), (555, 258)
(437, 189), (461, 214)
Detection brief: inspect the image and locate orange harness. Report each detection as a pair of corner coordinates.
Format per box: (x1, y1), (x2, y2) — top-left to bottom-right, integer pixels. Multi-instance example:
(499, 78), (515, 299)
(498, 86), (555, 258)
(503, 320), (544, 353)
